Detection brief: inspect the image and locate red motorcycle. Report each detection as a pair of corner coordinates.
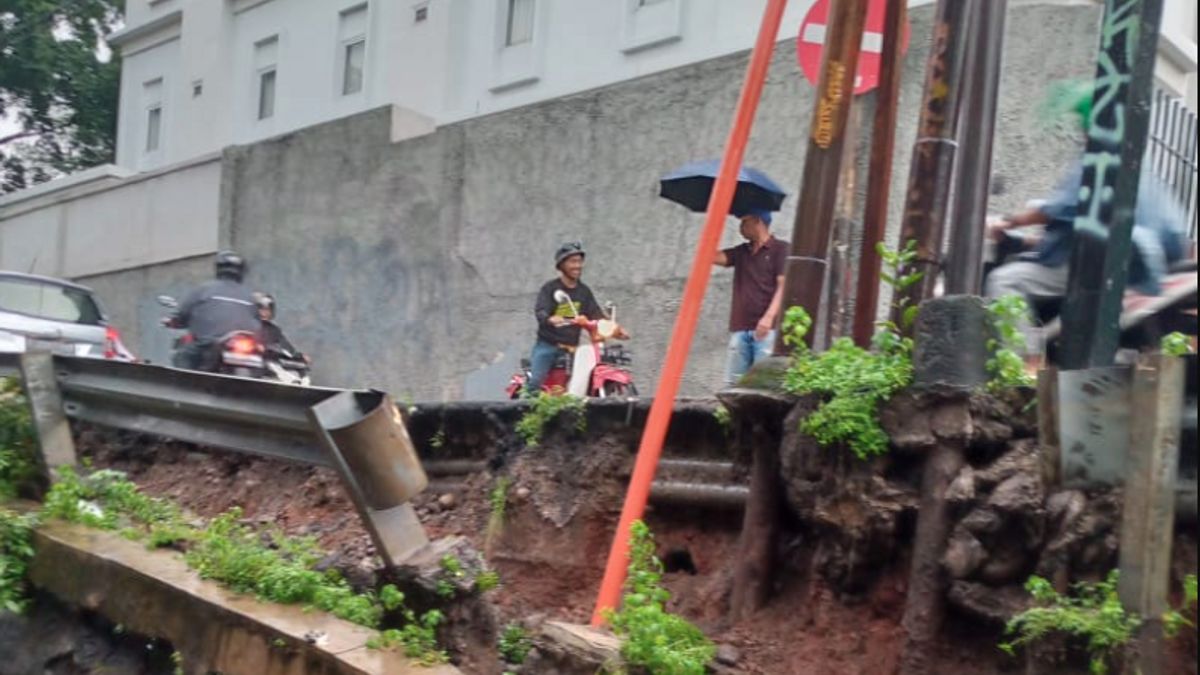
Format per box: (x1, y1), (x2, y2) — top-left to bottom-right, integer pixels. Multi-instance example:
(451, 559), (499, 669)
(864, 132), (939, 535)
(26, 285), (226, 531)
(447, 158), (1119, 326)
(506, 297), (637, 399)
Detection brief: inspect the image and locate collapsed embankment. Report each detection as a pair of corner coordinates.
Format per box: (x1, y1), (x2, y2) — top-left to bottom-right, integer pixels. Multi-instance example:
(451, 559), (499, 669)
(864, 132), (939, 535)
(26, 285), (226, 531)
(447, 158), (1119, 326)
(7, 392), (1197, 674)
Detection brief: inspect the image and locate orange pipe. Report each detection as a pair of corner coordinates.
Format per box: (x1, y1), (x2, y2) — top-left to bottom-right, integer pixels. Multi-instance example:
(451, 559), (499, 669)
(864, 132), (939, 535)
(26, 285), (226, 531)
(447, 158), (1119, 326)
(590, 0), (790, 627)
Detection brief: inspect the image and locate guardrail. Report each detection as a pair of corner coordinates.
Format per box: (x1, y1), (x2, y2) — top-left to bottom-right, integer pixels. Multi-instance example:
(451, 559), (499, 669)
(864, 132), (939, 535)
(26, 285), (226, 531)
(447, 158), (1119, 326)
(0, 351), (430, 567)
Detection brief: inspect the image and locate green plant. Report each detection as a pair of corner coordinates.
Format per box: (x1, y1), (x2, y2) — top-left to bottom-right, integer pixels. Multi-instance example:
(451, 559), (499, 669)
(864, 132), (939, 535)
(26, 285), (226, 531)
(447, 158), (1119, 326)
(1000, 572), (1139, 675)
(1162, 332), (1195, 357)
(485, 477), (511, 550)
(37, 467), (449, 663)
(781, 306), (913, 460)
(429, 429), (446, 450)
(515, 393), (586, 447)
(0, 507), (38, 613)
(606, 520), (715, 675)
(1163, 574), (1198, 638)
(712, 404), (732, 436)
(171, 650), (184, 675)
(366, 608), (448, 666)
(878, 240), (926, 332)
(0, 379), (36, 500)
(987, 295), (1035, 391)
(475, 570), (501, 593)
(499, 623), (532, 665)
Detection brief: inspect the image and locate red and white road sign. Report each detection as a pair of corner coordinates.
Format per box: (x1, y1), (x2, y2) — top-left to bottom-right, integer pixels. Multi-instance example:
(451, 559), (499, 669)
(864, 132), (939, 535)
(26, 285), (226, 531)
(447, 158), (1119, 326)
(797, 0), (911, 96)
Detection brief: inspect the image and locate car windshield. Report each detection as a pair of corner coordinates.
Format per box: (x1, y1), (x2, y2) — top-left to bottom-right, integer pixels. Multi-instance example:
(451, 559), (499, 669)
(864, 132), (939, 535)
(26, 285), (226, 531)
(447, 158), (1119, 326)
(0, 277), (103, 325)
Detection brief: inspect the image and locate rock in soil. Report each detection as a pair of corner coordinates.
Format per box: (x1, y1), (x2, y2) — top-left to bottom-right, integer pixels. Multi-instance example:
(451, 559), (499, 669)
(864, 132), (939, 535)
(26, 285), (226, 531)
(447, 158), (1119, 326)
(947, 581), (1033, 626)
(974, 439), (1041, 490)
(943, 527), (987, 580)
(522, 621), (622, 675)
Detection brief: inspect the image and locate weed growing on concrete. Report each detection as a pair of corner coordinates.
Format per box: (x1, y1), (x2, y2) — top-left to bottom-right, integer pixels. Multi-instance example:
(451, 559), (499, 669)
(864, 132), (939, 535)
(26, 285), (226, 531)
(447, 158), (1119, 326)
(40, 469), (449, 664)
(515, 393), (586, 447)
(606, 520), (715, 675)
(1000, 572), (1138, 674)
(429, 429), (446, 450)
(781, 306), (913, 460)
(1162, 331), (1195, 357)
(0, 507), (37, 613)
(986, 295), (1035, 391)
(498, 623), (532, 665)
(367, 607), (447, 665)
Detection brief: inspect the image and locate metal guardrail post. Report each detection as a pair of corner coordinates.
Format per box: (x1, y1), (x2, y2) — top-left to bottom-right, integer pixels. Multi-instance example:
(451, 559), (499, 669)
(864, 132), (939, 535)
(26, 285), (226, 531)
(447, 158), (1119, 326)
(18, 352), (77, 478)
(310, 391), (430, 567)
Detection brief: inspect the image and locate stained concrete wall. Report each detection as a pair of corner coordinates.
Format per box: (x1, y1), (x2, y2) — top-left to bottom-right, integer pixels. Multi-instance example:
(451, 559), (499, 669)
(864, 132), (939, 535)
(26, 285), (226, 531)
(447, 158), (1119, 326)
(74, 2), (1101, 400)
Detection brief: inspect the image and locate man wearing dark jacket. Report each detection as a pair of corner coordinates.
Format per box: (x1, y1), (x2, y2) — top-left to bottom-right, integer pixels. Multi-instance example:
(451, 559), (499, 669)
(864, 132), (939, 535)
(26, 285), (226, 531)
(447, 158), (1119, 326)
(166, 250), (261, 371)
(525, 242), (607, 396)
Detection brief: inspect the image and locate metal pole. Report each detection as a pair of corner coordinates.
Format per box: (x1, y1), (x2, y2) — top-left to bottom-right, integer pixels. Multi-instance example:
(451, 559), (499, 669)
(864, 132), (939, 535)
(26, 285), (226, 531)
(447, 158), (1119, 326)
(590, 0), (790, 626)
(852, 0), (908, 347)
(1059, 0), (1166, 370)
(776, 0), (870, 354)
(945, 0), (1007, 296)
(888, 0), (977, 327)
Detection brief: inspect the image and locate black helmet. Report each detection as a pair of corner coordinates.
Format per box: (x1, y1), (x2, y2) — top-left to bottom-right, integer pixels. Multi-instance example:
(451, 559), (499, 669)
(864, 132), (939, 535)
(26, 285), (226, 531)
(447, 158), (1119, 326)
(215, 250), (246, 281)
(554, 241), (585, 269)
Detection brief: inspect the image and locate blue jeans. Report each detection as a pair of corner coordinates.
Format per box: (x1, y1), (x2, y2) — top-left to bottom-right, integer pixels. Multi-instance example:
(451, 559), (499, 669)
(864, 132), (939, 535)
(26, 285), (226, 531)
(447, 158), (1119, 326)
(526, 340), (567, 395)
(725, 330), (776, 386)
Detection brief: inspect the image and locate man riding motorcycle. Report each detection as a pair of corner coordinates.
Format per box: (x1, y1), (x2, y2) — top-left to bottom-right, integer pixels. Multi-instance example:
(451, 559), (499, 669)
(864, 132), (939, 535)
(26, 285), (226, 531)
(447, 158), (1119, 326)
(525, 242), (628, 396)
(163, 250), (261, 372)
(984, 81), (1187, 356)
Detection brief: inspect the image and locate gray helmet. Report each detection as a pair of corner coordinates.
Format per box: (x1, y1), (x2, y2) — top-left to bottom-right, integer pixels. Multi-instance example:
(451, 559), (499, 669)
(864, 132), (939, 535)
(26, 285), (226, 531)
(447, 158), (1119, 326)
(215, 250), (246, 281)
(554, 241), (585, 269)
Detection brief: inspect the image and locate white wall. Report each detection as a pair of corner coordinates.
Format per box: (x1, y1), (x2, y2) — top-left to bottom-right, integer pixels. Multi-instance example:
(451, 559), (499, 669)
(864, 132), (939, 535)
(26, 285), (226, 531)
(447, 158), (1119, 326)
(108, 0), (1198, 172)
(0, 157), (220, 278)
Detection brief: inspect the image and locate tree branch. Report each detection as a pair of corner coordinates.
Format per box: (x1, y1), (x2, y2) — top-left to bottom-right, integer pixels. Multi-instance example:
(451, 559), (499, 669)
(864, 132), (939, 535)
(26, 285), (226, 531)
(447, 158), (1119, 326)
(0, 130), (39, 147)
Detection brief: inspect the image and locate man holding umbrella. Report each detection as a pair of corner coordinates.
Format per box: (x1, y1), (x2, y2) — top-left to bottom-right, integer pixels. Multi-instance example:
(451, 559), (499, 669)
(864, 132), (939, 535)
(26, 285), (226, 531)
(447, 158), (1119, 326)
(658, 159), (789, 386)
(714, 210), (788, 385)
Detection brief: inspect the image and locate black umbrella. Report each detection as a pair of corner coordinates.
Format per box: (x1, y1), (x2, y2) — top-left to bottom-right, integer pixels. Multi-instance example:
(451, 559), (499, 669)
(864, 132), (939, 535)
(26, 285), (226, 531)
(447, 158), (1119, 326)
(659, 159), (787, 216)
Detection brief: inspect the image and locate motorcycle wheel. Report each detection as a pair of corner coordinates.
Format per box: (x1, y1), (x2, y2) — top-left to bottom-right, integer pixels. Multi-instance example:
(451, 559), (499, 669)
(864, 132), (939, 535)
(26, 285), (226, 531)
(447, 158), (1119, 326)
(602, 381), (637, 398)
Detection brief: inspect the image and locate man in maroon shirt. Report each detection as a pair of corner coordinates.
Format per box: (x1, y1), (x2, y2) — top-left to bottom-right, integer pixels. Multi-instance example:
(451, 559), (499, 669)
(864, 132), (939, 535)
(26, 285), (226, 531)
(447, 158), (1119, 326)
(713, 210), (788, 385)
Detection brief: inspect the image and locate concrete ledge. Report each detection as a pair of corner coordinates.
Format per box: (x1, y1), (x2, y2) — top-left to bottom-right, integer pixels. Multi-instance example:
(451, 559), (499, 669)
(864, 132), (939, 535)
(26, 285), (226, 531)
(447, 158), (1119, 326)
(26, 518), (460, 675)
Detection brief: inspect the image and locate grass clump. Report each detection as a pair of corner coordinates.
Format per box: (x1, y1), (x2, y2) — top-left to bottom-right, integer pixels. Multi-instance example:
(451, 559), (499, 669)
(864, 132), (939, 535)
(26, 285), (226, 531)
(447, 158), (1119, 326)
(516, 393), (585, 447)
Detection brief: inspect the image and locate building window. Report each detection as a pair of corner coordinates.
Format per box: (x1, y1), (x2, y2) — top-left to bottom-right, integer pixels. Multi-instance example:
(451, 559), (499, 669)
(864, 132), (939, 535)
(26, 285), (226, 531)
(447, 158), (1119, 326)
(254, 36), (279, 120)
(339, 5), (368, 96)
(142, 78), (163, 154)
(145, 106), (162, 152)
(505, 0), (534, 46)
(257, 69), (276, 119)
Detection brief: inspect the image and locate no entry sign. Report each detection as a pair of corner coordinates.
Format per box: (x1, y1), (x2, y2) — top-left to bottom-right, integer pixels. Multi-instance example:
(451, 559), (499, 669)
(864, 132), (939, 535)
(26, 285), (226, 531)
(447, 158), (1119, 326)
(797, 0), (911, 96)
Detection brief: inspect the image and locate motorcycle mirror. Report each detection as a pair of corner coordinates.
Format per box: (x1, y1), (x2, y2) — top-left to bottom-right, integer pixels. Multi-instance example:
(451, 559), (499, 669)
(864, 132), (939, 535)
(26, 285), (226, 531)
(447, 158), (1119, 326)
(552, 290), (578, 317)
(156, 295), (179, 309)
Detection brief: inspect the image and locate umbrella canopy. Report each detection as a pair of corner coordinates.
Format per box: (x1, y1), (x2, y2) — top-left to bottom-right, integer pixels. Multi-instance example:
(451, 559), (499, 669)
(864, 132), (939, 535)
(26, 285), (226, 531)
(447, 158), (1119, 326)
(659, 159), (787, 216)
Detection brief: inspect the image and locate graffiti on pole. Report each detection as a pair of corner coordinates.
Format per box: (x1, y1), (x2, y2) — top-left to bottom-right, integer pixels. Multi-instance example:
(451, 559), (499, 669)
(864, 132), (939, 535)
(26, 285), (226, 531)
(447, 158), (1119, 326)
(814, 61), (848, 148)
(1074, 0), (1139, 239)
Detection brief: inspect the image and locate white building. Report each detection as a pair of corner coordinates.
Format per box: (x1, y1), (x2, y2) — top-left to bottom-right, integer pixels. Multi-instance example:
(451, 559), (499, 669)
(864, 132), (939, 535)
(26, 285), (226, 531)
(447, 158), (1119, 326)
(0, 0), (1196, 282)
(104, 0), (1200, 173)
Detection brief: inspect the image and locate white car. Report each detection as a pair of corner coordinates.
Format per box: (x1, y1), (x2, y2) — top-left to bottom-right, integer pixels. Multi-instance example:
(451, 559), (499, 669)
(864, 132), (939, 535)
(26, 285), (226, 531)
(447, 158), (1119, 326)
(0, 271), (135, 360)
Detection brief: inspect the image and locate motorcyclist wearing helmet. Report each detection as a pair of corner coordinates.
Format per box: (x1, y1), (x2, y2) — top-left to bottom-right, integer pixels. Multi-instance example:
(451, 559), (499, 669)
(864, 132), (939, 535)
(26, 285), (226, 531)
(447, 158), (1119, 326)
(525, 242), (610, 396)
(985, 81), (1187, 359)
(164, 250), (261, 371)
(254, 292), (309, 364)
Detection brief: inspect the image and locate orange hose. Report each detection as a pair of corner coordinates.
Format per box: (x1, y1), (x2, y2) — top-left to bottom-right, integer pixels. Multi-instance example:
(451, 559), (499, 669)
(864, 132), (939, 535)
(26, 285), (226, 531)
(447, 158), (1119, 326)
(590, 0), (790, 627)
